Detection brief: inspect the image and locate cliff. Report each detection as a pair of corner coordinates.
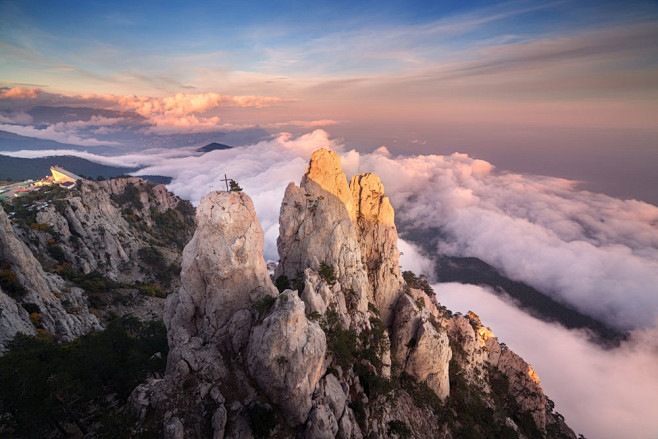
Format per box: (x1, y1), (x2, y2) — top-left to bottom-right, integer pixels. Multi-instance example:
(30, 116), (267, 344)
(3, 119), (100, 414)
(0, 178), (195, 352)
(129, 149), (576, 439)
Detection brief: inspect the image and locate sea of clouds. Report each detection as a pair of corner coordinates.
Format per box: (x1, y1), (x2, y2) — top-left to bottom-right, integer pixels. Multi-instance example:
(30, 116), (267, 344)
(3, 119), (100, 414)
(5, 129), (658, 437)
(437, 283), (658, 439)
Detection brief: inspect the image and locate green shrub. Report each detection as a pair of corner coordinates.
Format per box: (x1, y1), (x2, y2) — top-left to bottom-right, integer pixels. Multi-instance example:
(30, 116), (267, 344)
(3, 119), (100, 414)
(229, 180), (243, 192)
(111, 182), (143, 209)
(275, 275), (291, 292)
(47, 243), (66, 263)
(319, 261), (336, 284)
(21, 303), (41, 314)
(0, 317), (167, 438)
(403, 270), (435, 297)
(0, 261), (28, 298)
(255, 295), (276, 316)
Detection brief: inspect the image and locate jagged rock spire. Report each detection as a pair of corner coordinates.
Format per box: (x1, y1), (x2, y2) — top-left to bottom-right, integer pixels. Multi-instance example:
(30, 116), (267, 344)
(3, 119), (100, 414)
(350, 172), (404, 326)
(275, 149), (370, 328)
(301, 148), (356, 223)
(165, 190), (277, 376)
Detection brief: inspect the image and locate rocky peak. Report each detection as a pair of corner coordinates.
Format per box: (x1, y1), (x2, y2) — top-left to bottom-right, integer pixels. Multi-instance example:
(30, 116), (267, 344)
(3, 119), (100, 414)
(350, 172), (404, 326)
(127, 149), (577, 439)
(275, 148), (405, 329)
(350, 173), (394, 227)
(275, 149), (370, 328)
(165, 190), (277, 376)
(301, 149), (356, 223)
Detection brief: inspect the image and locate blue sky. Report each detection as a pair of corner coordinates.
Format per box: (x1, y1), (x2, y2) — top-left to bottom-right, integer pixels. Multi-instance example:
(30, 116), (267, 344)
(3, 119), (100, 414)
(0, 0), (657, 202)
(3, 0), (656, 94)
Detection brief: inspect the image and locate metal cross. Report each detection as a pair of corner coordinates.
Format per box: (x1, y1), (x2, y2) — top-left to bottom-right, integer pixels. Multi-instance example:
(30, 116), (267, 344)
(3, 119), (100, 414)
(220, 174), (230, 191)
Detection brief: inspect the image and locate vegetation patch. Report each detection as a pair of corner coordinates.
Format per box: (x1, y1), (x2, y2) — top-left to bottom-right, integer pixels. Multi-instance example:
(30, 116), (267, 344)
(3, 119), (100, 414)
(274, 274), (291, 292)
(0, 260), (28, 299)
(318, 261), (337, 284)
(0, 317), (167, 438)
(403, 270), (435, 297)
(111, 182), (143, 209)
(255, 295), (277, 317)
(150, 207), (195, 250)
(388, 420), (412, 438)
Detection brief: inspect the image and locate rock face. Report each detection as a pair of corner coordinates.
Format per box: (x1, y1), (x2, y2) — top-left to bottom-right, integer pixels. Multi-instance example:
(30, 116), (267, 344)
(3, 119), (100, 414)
(392, 292), (452, 401)
(126, 149), (576, 439)
(275, 150), (404, 329)
(131, 190), (329, 438)
(34, 178), (194, 281)
(0, 178), (194, 352)
(0, 208), (100, 350)
(247, 290), (326, 426)
(350, 173), (404, 326)
(0, 287), (36, 352)
(275, 150), (370, 329)
(165, 190), (277, 376)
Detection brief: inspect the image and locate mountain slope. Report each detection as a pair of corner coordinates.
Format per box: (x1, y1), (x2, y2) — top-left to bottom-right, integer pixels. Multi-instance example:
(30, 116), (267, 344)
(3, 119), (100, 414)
(0, 177), (195, 352)
(130, 149), (577, 439)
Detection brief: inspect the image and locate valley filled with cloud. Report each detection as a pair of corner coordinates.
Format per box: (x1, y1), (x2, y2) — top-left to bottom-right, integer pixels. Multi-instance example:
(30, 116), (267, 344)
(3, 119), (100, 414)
(5, 129), (657, 439)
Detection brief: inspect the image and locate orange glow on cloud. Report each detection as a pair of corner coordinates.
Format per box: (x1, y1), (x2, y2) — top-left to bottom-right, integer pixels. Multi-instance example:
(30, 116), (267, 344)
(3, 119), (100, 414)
(0, 87), (41, 99)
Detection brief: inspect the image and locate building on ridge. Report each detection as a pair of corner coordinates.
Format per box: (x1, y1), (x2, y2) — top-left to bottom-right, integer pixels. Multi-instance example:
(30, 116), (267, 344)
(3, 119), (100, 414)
(50, 166), (81, 184)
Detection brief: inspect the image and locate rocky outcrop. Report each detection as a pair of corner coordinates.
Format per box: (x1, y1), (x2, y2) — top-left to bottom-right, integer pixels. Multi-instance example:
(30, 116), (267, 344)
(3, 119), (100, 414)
(166, 191), (277, 376)
(275, 150), (370, 328)
(0, 178), (194, 352)
(0, 208), (100, 350)
(350, 173), (404, 326)
(275, 149), (405, 331)
(392, 292), (451, 401)
(0, 287), (36, 353)
(247, 290), (326, 426)
(132, 190), (329, 438)
(126, 149), (576, 439)
(33, 178), (194, 281)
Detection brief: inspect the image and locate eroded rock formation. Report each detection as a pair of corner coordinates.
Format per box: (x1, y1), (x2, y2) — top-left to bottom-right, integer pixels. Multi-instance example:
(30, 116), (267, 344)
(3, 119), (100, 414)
(0, 208), (100, 351)
(350, 172), (404, 326)
(0, 178), (195, 352)
(165, 190), (278, 375)
(127, 149), (576, 439)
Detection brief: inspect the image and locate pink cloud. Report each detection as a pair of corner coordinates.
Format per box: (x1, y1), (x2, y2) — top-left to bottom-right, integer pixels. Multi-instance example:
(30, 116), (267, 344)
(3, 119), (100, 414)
(0, 87), (41, 99)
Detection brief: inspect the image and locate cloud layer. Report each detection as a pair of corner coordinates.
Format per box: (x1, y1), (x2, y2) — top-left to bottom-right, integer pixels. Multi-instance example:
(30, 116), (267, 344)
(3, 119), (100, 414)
(9, 129), (657, 331)
(436, 282), (658, 439)
(0, 88), (290, 144)
(6, 129), (658, 437)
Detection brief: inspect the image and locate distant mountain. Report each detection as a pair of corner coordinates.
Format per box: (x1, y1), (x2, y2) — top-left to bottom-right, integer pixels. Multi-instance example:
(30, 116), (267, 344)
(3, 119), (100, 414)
(399, 227), (627, 347)
(197, 142), (232, 153)
(0, 154), (139, 181)
(138, 175), (173, 185)
(0, 130), (96, 152)
(436, 255), (627, 346)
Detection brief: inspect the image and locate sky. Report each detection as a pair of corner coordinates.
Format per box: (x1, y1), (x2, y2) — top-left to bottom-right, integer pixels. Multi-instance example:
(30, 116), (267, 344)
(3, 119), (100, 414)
(1, 0), (657, 202)
(1, 1), (658, 435)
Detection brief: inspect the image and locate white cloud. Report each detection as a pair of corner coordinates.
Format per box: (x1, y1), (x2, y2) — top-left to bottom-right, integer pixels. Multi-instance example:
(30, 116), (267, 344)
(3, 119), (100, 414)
(13, 130), (658, 330)
(8, 130), (658, 438)
(398, 239), (434, 277)
(435, 282), (658, 439)
(0, 123), (120, 146)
